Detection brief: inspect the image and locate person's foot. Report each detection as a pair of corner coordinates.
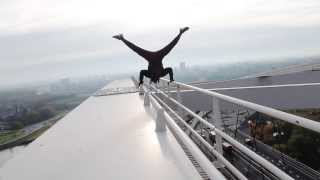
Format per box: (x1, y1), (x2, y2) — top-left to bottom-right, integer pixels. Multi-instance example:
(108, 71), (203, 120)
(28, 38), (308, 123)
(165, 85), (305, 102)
(112, 34), (124, 40)
(180, 27), (189, 34)
(167, 79), (174, 86)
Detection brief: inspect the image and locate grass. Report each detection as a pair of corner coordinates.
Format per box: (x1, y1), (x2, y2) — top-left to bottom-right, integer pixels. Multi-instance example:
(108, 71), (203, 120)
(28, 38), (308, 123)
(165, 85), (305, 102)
(0, 111), (65, 146)
(0, 130), (23, 144)
(24, 126), (51, 141)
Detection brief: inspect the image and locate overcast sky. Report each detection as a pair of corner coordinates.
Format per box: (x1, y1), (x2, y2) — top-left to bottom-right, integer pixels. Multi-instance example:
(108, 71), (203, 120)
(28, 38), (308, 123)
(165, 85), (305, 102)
(1, 0), (320, 87)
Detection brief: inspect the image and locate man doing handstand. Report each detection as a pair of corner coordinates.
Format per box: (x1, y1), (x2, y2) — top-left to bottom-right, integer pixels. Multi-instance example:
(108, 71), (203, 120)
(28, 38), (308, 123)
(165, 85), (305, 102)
(113, 27), (189, 86)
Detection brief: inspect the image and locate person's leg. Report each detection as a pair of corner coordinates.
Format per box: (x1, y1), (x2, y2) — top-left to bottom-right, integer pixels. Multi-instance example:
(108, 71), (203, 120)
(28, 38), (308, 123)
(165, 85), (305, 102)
(157, 34), (181, 58)
(113, 34), (152, 61)
(139, 70), (151, 86)
(160, 67), (174, 82)
(157, 27), (189, 58)
(122, 38), (153, 60)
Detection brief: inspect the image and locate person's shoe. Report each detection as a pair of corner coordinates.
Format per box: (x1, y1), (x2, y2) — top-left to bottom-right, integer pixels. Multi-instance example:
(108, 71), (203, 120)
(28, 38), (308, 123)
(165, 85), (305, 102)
(138, 81), (143, 87)
(167, 79), (174, 87)
(180, 27), (189, 34)
(112, 34), (124, 40)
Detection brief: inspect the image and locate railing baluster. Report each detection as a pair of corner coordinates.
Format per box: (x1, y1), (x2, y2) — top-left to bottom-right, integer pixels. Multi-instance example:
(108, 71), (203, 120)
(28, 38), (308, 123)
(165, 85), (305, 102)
(155, 107), (166, 132)
(149, 94), (167, 132)
(176, 85), (183, 116)
(212, 97), (223, 155)
(144, 89), (150, 107)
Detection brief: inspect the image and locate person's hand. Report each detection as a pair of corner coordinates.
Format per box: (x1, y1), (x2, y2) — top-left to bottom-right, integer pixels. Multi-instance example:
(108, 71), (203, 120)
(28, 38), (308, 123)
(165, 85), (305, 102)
(180, 27), (189, 34)
(112, 34), (124, 40)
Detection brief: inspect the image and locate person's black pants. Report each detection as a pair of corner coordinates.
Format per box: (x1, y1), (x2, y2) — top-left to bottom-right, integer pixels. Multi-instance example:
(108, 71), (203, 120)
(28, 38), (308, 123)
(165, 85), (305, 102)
(122, 34), (182, 61)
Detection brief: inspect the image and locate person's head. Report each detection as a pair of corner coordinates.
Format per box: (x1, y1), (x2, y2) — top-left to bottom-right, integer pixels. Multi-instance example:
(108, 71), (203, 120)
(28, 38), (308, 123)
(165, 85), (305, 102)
(149, 69), (162, 84)
(150, 75), (160, 84)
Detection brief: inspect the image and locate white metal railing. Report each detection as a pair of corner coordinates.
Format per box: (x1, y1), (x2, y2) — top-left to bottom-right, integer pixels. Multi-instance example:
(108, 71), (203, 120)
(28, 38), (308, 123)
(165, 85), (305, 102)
(143, 78), (320, 180)
(169, 82), (320, 93)
(160, 79), (320, 134)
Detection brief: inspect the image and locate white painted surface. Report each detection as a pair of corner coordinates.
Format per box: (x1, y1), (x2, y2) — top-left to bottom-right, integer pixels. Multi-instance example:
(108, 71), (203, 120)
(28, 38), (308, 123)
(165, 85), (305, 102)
(0, 146), (26, 168)
(0, 79), (201, 180)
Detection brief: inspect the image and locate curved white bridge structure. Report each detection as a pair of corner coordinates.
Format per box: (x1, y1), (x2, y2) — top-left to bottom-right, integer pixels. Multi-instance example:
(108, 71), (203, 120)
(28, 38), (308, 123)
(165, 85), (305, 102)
(1, 76), (320, 180)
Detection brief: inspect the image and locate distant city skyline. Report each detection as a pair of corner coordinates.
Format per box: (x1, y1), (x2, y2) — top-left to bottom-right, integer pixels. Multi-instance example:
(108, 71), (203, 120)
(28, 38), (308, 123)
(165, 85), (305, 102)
(1, 0), (320, 87)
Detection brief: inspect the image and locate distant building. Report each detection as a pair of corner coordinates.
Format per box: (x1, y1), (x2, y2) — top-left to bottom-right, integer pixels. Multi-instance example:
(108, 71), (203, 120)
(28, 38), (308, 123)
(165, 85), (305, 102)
(0, 104), (29, 121)
(0, 121), (11, 131)
(179, 62), (187, 71)
(0, 110), (15, 120)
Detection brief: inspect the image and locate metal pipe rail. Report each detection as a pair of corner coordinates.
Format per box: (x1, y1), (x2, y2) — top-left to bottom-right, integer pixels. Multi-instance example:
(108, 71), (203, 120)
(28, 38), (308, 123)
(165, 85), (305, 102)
(160, 78), (320, 134)
(151, 85), (294, 180)
(166, 82), (320, 93)
(148, 94), (227, 180)
(152, 94), (248, 180)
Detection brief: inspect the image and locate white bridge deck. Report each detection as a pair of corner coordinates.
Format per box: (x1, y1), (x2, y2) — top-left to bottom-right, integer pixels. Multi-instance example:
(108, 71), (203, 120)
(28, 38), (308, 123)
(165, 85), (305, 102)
(0, 79), (202, 180)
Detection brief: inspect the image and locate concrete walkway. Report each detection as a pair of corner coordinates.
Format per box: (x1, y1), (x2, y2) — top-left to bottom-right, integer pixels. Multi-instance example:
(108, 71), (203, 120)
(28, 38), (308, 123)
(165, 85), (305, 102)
(0, 79), (202, 180)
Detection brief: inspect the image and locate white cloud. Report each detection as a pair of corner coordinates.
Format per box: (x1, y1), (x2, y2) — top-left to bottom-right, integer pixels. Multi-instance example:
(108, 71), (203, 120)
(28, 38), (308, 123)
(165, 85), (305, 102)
(1, 0), (320, 34)
(1, 0), (320, 87)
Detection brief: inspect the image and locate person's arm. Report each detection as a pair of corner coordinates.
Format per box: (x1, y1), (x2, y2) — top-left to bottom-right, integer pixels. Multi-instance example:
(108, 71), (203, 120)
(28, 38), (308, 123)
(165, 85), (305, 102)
(157, 27), (189, 58)
(113, 34), (152, 61)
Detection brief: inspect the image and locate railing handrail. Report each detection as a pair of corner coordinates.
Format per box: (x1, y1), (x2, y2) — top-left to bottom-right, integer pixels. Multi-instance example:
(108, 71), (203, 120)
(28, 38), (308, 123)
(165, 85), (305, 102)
(160, 78), (320, 134)
(171, 82), (320, 92)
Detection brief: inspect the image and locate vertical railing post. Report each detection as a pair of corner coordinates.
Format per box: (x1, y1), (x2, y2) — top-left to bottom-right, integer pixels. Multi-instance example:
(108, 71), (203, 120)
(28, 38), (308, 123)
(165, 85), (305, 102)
(144, 90), (150, 107)
(165, 82), (170, 105)
(213, 97), (223, 155)
(177, 85), (183, 116)
(138, 85), (144, 96)
(149, 90), (166, 132)
(161, 80), (166, 91)
(155, 107), (167, 132)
